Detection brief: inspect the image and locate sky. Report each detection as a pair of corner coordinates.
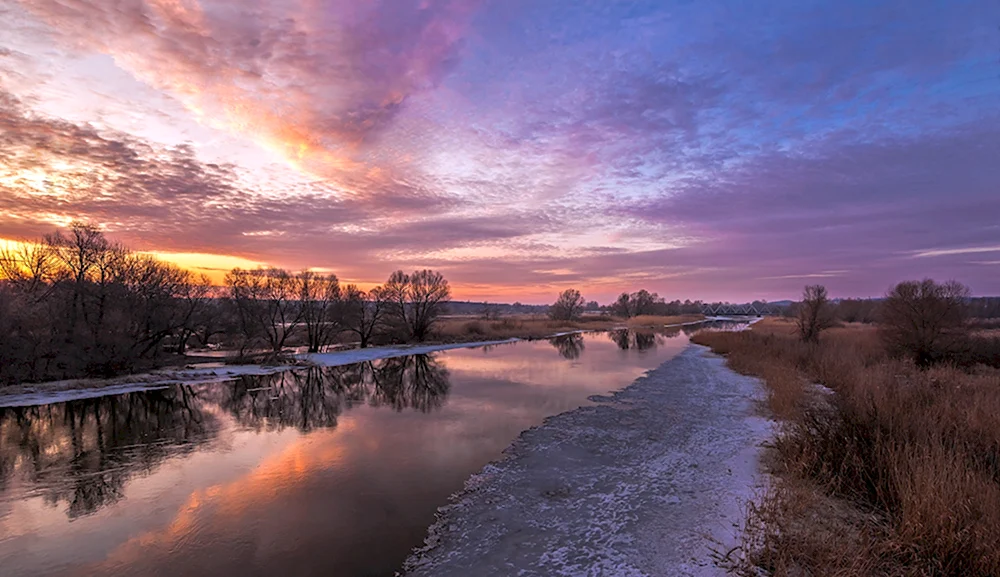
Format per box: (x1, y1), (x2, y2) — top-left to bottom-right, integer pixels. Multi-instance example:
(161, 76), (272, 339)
(0, 0), (997, 303)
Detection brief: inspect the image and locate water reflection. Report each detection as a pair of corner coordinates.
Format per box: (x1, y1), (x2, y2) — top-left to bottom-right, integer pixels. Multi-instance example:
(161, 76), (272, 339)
(549, 333), (585, 359)
(0, 331), (692, 577)
(607, 328), (665, 351)
(1, 356), (453, 522)
(0, 388), (216, 519)
(221, 355), (451, 433)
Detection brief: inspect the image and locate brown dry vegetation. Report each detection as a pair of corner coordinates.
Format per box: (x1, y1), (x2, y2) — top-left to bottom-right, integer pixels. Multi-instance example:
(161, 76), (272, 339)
(434, 314), (703, 342)
(625, 314), (704, 328)
(693, 318), (1000, 576)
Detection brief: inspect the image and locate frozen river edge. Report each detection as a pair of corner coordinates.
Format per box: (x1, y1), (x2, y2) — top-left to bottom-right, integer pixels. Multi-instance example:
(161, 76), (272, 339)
(402, 343), (772, 577)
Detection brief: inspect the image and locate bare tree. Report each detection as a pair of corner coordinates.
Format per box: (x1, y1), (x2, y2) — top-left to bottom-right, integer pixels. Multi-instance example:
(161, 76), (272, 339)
(0, 240), (58, 298)
(382, 269), (451, 341)
(298, 271), (344, 353)
(610, 290), (662, 318)
(343, 285), (390, 348)
(1, 224), (224, 382)
(796, 285), (835, 343)
(879, 279), (970, 367)
(629, 289), (660, 316)
(549, 289), (586, 321)
(174, 273), (213, 354)
(404, 270), (451, 341)
(612, 292), (632, 318)
(44, 222), (108, 335)
(226, 268), (303, 354)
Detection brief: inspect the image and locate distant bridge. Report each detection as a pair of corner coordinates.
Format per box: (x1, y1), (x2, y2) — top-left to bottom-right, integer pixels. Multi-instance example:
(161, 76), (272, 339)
(700, 303), (784, 316)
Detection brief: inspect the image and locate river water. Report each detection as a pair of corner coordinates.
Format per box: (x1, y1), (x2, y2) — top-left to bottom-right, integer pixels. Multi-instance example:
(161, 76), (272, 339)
(0, 329), (704, 576)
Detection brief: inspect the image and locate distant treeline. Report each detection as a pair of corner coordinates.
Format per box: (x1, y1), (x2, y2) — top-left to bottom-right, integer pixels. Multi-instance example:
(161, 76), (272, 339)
(793, 296), (1000, 324)
(0, 223), (451, 385)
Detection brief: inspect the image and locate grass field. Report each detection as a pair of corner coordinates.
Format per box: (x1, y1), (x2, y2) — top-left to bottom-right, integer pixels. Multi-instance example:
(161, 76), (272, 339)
(692, 318), (1000, 576)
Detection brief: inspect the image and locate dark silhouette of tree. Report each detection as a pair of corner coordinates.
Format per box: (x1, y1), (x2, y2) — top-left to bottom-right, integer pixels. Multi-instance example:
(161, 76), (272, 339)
(382, 269), (451, 341)
(879, 279), (970, 367)
(225, 268), (303, 355)
(629, 289), (659, 316)
(612, 292), (632, 317)
(796, 285), (835, 343)
(833, 298), (879, 324)
(298, 271), (345, 353)
(609, 290), (666, 318)
(343, 284), (390, 348)
(549, 289), (585, 321)
(0, 223), (212, 382)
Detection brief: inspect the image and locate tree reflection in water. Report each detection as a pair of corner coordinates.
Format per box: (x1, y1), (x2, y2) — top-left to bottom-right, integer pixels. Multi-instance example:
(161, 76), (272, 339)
(367, 355), (451, 413)
(0, 354), (452, 520)
(549, 333), (586, 359)
(218, 354), (452, 431)
(607, 329), (668, 351)
(0, 387), (217, 519)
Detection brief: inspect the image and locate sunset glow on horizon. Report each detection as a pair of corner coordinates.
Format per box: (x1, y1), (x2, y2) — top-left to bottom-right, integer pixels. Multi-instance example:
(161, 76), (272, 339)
(1, 0), (998, 303)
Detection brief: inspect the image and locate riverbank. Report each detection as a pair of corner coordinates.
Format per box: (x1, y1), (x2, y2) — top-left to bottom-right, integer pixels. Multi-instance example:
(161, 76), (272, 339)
(692, 319), (1000, 575)
(402, 344), (772, 576)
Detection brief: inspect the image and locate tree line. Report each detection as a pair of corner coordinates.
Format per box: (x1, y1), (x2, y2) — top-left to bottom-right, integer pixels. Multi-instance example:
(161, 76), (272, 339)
(546, 287), (1000, 325)
(796, 280), (999, 368)
(547, 288), (705, 321)
(225, 266), (450, 353)
(0, 223), (450, 384)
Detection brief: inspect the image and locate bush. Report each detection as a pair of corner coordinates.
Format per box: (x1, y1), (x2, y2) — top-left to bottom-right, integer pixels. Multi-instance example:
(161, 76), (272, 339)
(549, 289), (585, 321)
(878, 279), (970, 367)
(796, 284), (835, 343)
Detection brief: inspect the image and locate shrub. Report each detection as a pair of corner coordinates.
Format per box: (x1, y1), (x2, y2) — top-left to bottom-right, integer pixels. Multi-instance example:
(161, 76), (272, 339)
(549, 289), (585, 321)
(878, 279), (970, 367)
(462, 320), (485, 335)
(796, 284), (835, 343)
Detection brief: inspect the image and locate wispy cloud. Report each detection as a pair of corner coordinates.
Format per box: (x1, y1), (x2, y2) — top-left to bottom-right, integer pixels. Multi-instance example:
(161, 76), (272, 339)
(758, 271), (849, 280)
(913, 246), (1000, 258)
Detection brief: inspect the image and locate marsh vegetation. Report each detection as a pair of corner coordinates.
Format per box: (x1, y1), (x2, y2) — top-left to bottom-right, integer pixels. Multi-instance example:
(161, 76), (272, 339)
(693, 280), (1000, 576)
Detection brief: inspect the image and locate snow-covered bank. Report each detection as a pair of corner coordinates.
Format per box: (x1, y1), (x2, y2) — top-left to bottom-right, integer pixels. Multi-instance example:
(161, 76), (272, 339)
(303, 338), (520, 367)
(402, 344), (773, 577)
(664, 319), (711, 328)
(0, 339), (522, 408)
(0, 364), (294, 408)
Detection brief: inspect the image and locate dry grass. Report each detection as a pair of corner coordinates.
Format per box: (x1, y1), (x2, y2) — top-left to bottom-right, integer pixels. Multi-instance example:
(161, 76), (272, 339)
(626, 314), (704, 328)
(434, 314), (703, 342)
(692, 324), (1000, 576)
(434, 314), (611, 341)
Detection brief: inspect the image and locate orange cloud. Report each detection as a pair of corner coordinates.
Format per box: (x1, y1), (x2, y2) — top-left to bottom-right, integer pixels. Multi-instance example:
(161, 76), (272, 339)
(16, 0), (475, 190)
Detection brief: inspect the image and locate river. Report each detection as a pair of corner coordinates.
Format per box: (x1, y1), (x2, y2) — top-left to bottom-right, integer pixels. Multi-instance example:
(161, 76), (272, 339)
(0, 328), (717, 577)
